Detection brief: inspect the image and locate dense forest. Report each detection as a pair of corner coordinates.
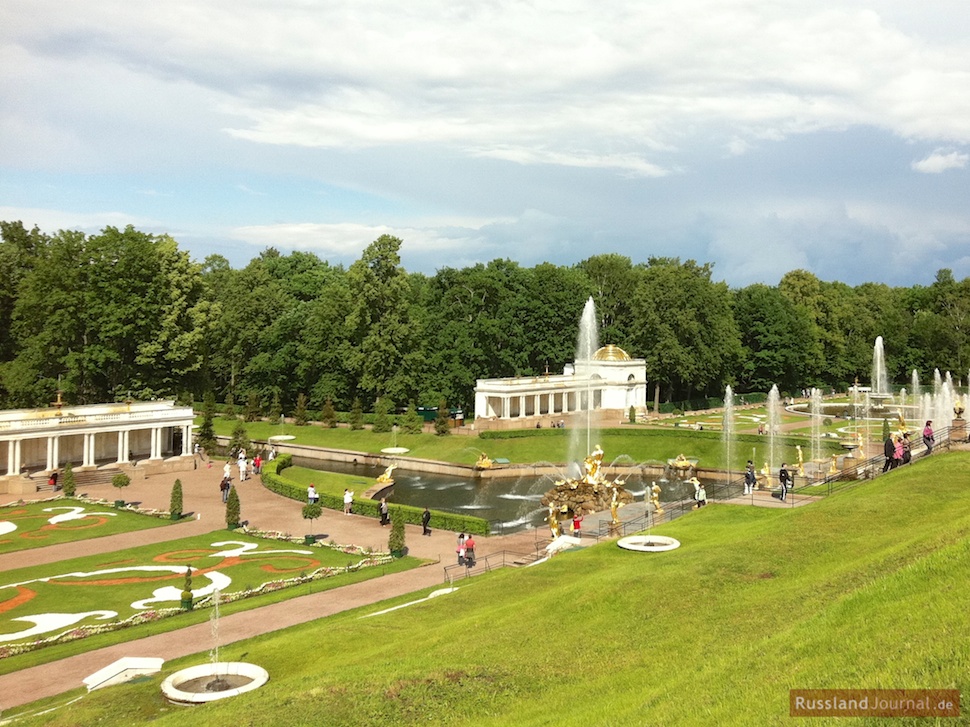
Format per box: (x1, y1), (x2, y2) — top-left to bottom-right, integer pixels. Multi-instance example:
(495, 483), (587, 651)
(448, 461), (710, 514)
(1, 221), (968, 415)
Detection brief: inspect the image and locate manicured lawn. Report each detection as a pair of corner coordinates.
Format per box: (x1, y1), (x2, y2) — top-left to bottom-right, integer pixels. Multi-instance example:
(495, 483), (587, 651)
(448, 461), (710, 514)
(17, 452), (970, 726)
(0, 498), (170, 555)
(208, 418), (843, 471)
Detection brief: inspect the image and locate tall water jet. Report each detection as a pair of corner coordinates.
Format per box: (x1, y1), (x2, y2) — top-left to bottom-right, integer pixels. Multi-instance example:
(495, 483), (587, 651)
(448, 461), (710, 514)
(569, 297), (600, 467)
(767, 385), (781, 474)
(722, 386), (735, 485)
(872, 336), (889, 396)
(810, 387), (823, 466)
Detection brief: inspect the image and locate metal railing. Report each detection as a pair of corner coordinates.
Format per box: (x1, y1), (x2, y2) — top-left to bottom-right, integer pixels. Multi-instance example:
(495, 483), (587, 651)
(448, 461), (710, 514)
(443, 549), (539, 584)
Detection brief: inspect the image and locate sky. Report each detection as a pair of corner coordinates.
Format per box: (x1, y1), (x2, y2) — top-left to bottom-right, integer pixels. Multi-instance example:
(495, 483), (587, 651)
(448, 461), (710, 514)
(2, 0), (969, 287)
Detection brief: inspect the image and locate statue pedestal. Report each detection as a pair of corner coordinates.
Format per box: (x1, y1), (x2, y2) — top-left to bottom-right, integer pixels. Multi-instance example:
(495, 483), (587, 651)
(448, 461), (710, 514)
(951, 419), (966, 442)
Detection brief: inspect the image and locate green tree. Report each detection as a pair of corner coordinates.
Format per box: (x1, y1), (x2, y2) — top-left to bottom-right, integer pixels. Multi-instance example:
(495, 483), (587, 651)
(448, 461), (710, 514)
(170, 479), (183, 520)
(223, 391), (237, 420)
(198, 390), (217, 452)
(630, 258), (741, 405)
(112, 473), (131, 504)
(244, 390), (261, 422)
(401, 400), (423, 434)
(321, 398), (337, 428)
(294, 392), (310, 426)
(345, 235), (423, 405)
(226, 487), (241, 529)
(435, 399), (451, 436)
(229, 420), (250, 457)
(349, 397), (364, 430)
(372, 397), (393, 434)
(302, 502), (323, 539)
(733, 284), (814, 394)
(268, 392), (282, 424)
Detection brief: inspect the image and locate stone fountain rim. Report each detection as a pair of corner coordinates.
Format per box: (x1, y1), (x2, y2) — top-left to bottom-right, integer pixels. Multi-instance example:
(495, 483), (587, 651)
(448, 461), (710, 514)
(617, 535), (681, 552)
(160, 661), (269, 705)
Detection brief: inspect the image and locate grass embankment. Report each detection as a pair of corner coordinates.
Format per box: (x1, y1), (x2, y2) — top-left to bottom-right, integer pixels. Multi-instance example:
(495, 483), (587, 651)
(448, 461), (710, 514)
(208, 418), (840, 470)
(0, 500), (170, 555)
(18, 452), (970, 726)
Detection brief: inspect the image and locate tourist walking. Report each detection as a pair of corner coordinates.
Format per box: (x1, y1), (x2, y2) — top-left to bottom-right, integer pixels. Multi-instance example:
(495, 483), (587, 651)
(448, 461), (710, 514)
(343, 489), (354, 514)
(923, 421), (935, 455)
(379, 497), (389, 526)
(239, 458), (248, 481)
(464, 534), (476, 566)
(695, 484), (707, 507)
(223, 460), (232, 480)
(882, 435), (895, 472)
(421, 507), (432, 536)
(902, 432), (912, 465)
(307, 484), (318, 504)
(253, 453), (262, 475)
(743, 460), (757, 495)
(572, 512), (583, 538)
(778, 464), (792, 502)
(220, 477), (231, 503)
(457, 533), (466, 565)
(893, 435), (904, 469)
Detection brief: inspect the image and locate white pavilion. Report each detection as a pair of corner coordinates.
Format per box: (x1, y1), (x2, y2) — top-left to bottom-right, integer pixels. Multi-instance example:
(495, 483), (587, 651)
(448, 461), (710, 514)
(474, 345), (648, 430)
(0, 399), (196, 495)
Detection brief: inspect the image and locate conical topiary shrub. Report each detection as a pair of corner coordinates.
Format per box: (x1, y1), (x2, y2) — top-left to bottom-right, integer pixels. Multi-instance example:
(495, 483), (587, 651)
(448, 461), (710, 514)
(388, 512), (406, 557)
(61, 462), (76, 497)
(181, 566), (193, 610)
(170, 479), (183, 521)
(226, 486), (241, 530)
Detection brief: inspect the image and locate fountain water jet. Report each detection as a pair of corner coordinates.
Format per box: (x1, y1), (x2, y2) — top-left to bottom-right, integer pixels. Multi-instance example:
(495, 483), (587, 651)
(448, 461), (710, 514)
(161, 589), (268, 705)
(568, 297), (600, 467)
(722, 386), (735, 487)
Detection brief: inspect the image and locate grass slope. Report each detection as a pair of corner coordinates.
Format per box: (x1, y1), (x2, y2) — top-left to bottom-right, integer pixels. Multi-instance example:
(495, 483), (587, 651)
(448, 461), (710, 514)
(16, 453), (970, 726)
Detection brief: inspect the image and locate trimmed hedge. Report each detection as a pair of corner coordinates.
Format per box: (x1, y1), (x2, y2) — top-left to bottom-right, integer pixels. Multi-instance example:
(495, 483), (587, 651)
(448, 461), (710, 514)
(479, 428), (568, 440)
(261, 460), (489, 536)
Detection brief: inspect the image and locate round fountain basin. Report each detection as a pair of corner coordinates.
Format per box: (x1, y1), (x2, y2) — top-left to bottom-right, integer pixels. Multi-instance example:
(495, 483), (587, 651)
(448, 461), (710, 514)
(617, 535), (681, 552)
(161, 662), (268, 705)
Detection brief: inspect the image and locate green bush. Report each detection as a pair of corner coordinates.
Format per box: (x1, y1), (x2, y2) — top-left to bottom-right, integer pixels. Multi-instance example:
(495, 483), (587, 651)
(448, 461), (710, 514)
(226, 487), (241, 529)
(61, 462), (76, 497)
(388, 514), (406, 555)
(112, 473), (131, 491)
(275, 453), (293, 473)
(170, 479), (183, 520)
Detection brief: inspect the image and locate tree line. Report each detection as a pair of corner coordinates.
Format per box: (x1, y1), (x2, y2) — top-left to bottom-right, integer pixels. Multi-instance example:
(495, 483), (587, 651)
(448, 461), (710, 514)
(1, 220), (968, 416)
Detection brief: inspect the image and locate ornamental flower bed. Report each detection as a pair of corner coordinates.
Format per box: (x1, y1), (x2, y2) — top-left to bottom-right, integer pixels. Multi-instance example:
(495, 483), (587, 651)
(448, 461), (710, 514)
(0, 529), (394, 659)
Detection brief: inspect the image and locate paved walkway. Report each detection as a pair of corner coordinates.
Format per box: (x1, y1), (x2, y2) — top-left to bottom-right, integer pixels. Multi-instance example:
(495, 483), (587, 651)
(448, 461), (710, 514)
(0, 459), (540, 713)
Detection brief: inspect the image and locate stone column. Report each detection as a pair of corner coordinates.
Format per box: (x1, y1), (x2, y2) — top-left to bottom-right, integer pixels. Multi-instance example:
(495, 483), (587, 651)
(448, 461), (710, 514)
(82, 433), (93, 467)
(150, 427), (162, 460)
(46, 436), (55, 471)
(183, 424), (193, 456)
(116, 431), (127, 463)
(502, 397), (510, 419)
(518, 395), (525, 419)
(52, 436), (60, 470)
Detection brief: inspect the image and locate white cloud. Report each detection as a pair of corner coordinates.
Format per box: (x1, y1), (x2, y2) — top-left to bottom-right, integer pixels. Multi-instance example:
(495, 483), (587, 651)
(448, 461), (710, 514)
(911, 149), (969, 173)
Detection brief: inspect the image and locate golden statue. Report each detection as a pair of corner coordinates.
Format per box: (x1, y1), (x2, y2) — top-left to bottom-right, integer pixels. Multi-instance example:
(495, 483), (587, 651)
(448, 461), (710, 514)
(955, 398), (966, 420)
(547, 503), (561, 539)
(855, 432), (865, 459)
(475, 452), (493, 469)
(375, 464), (396, 484)
(795, 445), (805, 477)
(671, 453), (692, 470)
(649, 483), (664, 517)
(609, 486), (623, 526)
(582, 444), (605, 484)
(828, 454), (839, 475)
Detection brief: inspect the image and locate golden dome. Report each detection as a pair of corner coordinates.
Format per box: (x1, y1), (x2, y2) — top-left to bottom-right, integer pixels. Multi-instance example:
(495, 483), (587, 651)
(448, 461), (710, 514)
(592, 345), (632, 361)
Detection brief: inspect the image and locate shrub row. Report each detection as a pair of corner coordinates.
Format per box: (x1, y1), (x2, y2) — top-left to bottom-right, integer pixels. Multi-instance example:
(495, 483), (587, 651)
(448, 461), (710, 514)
(478, 428), (568, 440)
(261, 462), (489, 536)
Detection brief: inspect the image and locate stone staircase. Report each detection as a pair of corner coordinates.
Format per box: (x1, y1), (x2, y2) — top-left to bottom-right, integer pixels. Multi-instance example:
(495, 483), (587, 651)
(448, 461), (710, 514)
(35, 466), (122, 493)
